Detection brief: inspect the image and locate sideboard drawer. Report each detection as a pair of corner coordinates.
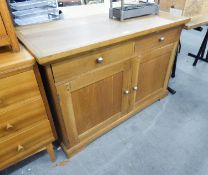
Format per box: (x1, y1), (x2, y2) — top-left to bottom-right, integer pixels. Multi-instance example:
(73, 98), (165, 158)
(0, 70), (40, 110)
(0, 99), (47, 138)
(135, 27), (181, 56)
(52, 42), (134, 83)
(0, 120), (54, 170)
(140, 43), (175, 63)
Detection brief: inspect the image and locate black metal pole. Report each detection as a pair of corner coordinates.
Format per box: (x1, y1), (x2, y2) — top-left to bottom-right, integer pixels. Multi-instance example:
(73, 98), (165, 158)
(168, 87), (176, 95)
(188, 28), (208, 66)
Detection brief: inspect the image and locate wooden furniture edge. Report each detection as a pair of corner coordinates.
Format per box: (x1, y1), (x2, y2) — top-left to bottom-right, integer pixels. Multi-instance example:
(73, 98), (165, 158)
(0, 45), (35, 78)
(0, 0), (20, 52)
(33, 64), (58, 139)
(0, 143), (55, 170)
(184, 16), (208, 30)
(46, 144), (56, 162)
(17, 20), (190, 65)
(0, 65), (32, 79)
(41, 65), (71, 148)
(164, 41), (180, 89)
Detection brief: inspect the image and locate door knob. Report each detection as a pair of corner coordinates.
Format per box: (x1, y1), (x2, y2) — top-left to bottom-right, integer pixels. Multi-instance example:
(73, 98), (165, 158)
(124, 90), (130, 95)
(96, 57), (104, 63)
(132, 86), (138, 91)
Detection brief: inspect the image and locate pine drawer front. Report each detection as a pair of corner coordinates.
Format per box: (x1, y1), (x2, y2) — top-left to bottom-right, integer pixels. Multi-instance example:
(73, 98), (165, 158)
(140, 43), (175, 64)
(135, 27), (181, 57)
(52, 42), (134, 83)
(0, 120), (54, 170)
(0, 70), (40, 111)
(0, 99), (47, 138)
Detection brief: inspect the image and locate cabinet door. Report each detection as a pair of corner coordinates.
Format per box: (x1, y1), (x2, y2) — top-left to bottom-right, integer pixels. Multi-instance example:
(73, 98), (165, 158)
(135, 44), (176, 104)
(56, 59), (132, 145)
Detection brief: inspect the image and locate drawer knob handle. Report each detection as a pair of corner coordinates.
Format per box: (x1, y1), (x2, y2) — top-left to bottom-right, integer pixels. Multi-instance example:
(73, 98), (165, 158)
(124, 90), (130, 95)
(6, 123), (14, 131)
(159, 37), (165, 42)
(17, 145), (24, 152)
(133, 86), (138, 91)
(96, 57), (104, 64)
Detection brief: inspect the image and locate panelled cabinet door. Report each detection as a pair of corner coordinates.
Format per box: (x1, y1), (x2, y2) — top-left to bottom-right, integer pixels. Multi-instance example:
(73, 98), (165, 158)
(135, 44), (175, 104)
(57, 59), (132, 145)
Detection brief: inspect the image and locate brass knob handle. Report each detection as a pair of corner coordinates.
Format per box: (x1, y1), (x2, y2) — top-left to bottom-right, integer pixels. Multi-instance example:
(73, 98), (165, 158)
(159, 37), (165, 42)
(6, 123), (14, 131)
(132, 86), (138, 91)
(124, 90), (130, 95)
(96, 57), (104, 64)
(17, 145), (24, 152)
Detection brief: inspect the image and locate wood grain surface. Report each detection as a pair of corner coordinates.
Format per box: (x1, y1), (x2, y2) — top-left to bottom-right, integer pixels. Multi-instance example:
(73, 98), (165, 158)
(0, 0), (20, 51)
(0, 44), (56, 170)
(16, 11), (189, 64)
(52, 42), (134, 83)
(0, 45), (34, 77)
(158, 0), (208, 17)
(185, 16), (208, 29)
(158, 0), (208, 29)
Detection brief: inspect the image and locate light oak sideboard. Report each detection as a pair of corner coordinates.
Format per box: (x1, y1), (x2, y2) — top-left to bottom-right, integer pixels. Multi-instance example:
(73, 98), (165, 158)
(0, 45), (56, 170)
(16, 12), (190, 157)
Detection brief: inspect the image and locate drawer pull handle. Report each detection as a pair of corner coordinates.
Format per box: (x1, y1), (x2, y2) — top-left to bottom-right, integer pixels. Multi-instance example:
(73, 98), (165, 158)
(124, 90), (130, 95)
(17, 145), (24, 152)
(6, 123), (14, 131)
(159, 37), (165, 42)
(133, 86), (138, 91)
(96, 57), (104, 64)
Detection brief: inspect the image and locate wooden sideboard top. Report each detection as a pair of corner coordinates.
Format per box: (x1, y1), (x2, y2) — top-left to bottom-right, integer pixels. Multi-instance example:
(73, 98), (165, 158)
(0, 45), (34, 75)
(185, 16), (208, 30)
(16, 11), (189, 65)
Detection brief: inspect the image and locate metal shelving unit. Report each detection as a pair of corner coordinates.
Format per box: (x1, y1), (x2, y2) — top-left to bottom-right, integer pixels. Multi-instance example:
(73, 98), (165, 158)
(109, 0), (159, 21)
(8, 0), (60, 26)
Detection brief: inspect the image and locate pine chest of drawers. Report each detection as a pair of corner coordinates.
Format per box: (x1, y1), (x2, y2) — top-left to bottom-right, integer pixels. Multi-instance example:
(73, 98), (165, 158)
(0, 45), (56, 170)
